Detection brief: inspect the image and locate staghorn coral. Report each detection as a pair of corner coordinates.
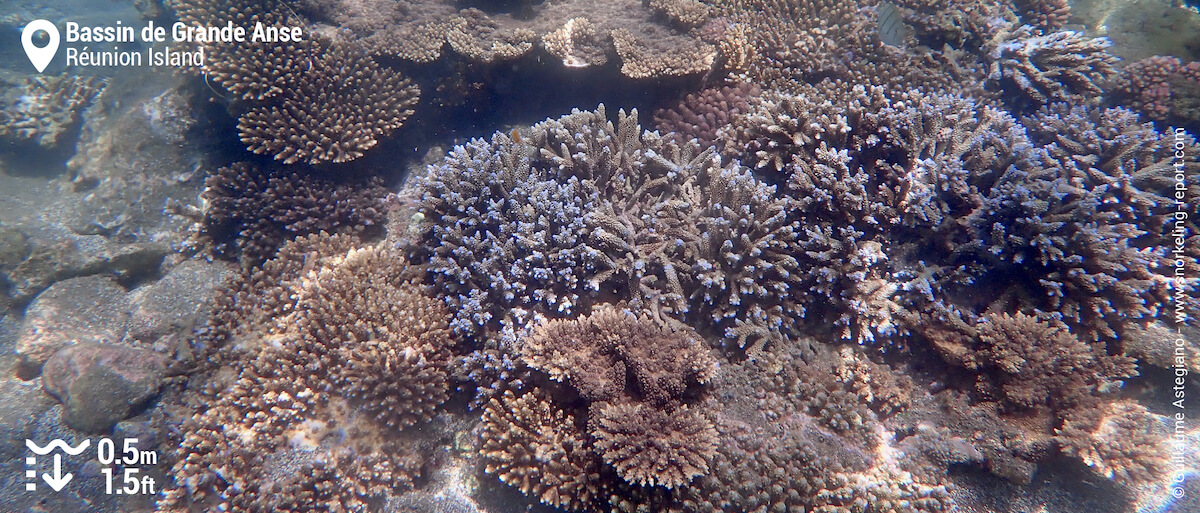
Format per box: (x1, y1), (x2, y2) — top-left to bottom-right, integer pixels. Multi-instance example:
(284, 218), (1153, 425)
(985, 25), (1118, 107)
(0, 75), (105, 148)
(198, 162), (387, 266)
(721, 87), (1031, 343)
(1109, 55), (1200, 130)
(590, 400), (718, 489)
(967, 104), (1198, 340)
(1057, 400), (1171, 487)
(680, 162), (804, 349)
(160, 234), (454, 512)
(1022, 102), (1200, 233)
(418, 106), (803, 349)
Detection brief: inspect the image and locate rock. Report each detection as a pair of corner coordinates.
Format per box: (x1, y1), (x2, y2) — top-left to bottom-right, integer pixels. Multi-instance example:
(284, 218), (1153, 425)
(0, 224), (30, 270)
(0, 376), (55, 460)
(16, 275), (131, 373)
(41, 342), (167, 433)
(128, 259), (233, 345)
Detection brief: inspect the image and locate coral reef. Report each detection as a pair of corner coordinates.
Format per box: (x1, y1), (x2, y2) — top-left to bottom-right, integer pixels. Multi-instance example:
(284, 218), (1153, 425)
(198, 163), (388, 266)
(133, 2), (1200, 513)
(159, 234), (454, 512)
(0, 75), (105, 148)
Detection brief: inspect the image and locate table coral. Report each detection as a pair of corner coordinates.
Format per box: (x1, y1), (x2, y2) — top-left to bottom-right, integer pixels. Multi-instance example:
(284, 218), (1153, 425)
(171, 0), (420, 165)
(320, 0), (718, 79)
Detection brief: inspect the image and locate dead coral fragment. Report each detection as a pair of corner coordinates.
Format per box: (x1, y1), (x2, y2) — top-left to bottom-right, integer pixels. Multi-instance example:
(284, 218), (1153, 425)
(590, 401), (717, 488)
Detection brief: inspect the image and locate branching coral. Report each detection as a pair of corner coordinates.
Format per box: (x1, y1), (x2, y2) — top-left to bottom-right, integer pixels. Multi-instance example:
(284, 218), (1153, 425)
(479, 306), (719, 507)
(418, 106), (803, 349)
(160, 234), (454, 512)
(720, 87), (1031, 343)
(967, 104), (1197, 340)
(480, 390), (610, 511)
(199, 162), (387, 266)
(0, 75), (105, 148)
(985, 25), (1117, 107)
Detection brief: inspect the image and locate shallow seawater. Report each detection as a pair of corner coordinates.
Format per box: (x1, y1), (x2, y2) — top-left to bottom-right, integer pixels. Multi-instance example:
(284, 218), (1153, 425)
(1, 0), (1200, 512)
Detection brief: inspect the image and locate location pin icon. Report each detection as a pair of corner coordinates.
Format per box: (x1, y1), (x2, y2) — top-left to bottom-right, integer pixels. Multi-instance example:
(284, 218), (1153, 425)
(22, 20), (60, 73)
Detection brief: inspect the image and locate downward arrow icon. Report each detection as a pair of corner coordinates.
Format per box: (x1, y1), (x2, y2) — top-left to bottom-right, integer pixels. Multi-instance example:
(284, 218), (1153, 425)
(41, 454), (72, 491)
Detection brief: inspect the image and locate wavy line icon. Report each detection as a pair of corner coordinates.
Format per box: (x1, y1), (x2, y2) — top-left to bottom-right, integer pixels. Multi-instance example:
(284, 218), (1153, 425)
(26, 439), (91, 455)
